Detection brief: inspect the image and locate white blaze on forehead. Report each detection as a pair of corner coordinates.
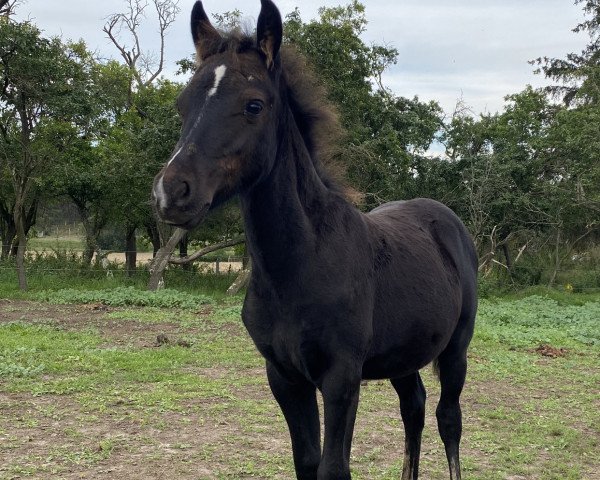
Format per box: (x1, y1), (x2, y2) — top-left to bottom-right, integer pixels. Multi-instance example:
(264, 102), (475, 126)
(208, 64), (227, 97)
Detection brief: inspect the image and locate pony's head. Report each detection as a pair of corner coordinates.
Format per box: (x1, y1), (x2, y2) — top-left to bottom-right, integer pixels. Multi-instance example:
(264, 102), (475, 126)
(152, 0), (284, 229)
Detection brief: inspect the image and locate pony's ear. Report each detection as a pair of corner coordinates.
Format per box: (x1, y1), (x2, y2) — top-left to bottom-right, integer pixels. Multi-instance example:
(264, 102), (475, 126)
(257, 0), (282, 70)
(191, 1), (221, 61)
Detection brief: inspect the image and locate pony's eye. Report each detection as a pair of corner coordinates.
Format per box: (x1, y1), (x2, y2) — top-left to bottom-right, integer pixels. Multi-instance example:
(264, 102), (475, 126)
(244, 100), (264, 116)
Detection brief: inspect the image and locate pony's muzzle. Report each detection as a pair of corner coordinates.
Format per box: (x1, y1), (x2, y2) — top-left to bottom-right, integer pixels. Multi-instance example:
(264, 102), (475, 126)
(152, 170), (211, 229)
(154, 171), (189, 213)
(153, 173), (191, 209)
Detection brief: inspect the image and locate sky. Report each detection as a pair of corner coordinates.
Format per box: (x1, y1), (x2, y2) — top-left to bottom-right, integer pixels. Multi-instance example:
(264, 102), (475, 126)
(14, 0), (590, 117)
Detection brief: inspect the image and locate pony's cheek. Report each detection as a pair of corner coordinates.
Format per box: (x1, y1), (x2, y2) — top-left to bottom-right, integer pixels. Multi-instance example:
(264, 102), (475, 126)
(218, 156), (244, 189)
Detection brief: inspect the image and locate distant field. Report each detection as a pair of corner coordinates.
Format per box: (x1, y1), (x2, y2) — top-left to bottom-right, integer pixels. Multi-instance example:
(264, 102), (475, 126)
(23, 236), (242, 271)
(0, 292), (598, 479)
(27, 235), (85, 252)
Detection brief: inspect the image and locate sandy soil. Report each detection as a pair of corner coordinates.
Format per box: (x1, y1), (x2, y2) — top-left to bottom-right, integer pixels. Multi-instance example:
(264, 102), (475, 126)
(103, 252), (243, 273)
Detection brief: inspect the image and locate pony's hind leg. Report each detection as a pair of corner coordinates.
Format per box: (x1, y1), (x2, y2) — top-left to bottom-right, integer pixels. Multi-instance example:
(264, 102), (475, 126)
(435, 347), (468, 480)
(390, 372), (426, 480)
(266, 362), (321, 480)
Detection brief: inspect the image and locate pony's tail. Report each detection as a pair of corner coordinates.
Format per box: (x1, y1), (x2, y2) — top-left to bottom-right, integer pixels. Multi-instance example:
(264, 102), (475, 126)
(432, 358), (441, 380)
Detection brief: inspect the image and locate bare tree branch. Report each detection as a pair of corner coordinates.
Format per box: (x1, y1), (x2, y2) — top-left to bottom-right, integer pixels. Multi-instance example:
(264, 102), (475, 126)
(103, 0), (180, 88)
(169, 235), (245, 264)
(145, 0), (180, 85)
(147, 227), (186, 291)
(1, 0), (24, 17)
(103, 0), (146, 87)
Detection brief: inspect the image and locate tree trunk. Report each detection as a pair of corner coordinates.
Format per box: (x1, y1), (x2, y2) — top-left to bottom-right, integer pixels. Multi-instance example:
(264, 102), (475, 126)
(548, 228), (561, 287)
(13, 199), (27, 291)
(0, 201), (15, 259)
(1, 199), (35, 260)
(82, 227), (97, 265)
(226, 258), (251, 296)
(241, 243), (249, 269)
(125, 224), (137, 276)
(145, 220), (161, 257)
(15, 233), (27, 291)
(77, 208), (105, 266)
(1, 223), (16, 259)
(169, 235), (245, 265)
(502, 242), (512, 275)
(147, 227), (186, 291)
(178, 233), (191, 271)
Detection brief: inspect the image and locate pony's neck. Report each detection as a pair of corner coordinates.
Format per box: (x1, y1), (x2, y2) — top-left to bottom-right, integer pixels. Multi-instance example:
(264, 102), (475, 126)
(240, 109), (333, 283)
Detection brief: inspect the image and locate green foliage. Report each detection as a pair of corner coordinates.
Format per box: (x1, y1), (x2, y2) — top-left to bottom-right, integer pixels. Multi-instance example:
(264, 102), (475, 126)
(0, 321), (101, 382)
(284, 2), (443, 208)
(0, 345), (45, 378)
(0, 21), (102, 278)
(1, 1), (599, 294)
(35, 286), (213, 309)
(0, 249), (238, 300)
(209, 304), (243, 325)
(532, 0), (600, 105)
(478, 296), (600, 346)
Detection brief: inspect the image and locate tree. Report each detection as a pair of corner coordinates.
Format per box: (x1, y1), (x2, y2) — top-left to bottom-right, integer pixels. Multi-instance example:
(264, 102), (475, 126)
(104, 0), (180, 91)
(532, 0), (600, 106)
(0, 21), (94, 289)
(531, 0), (600, 284)
(436, 87), (562, 277)
(40, 55), (133, 265)
(99, 79), (182, 274)
(102, 0), (181, 275)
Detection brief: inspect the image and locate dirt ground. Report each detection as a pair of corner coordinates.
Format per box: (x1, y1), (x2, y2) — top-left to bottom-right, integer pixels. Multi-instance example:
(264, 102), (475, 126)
(0, 300), (598, 480)
(0, 301), (246, 480)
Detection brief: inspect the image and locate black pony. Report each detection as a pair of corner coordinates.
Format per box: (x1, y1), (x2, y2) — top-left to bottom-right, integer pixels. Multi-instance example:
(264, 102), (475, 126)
(152, 1), (478, 478)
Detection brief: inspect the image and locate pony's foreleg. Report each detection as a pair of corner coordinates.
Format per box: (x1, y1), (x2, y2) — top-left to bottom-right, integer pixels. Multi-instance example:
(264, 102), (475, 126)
(317, 364), (362, 480)
(266, 362), (321, 480)
(391, 372), (426, 480)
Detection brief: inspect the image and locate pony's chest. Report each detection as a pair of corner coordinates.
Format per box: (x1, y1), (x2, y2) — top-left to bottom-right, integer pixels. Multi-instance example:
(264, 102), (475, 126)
(241, 293), (338, 383)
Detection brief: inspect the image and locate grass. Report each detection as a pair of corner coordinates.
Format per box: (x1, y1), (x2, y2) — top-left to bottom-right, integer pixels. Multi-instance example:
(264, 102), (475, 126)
(0, 290), (598, 478)
(27, 235), (85, 252)
(35, 286), (215, 309)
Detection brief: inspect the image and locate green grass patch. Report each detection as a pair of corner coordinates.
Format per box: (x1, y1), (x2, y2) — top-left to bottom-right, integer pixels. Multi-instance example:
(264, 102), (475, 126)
(0, 255), (239, 301)
(27, 236), (85, 251)
(477, 295), (600, 347)
(34, 286), (214, 309)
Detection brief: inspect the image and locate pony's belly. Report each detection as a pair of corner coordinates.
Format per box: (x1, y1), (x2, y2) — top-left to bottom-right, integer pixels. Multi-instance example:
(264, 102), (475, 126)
(362, 311), (458, 380)
(361, 342), (443, 380)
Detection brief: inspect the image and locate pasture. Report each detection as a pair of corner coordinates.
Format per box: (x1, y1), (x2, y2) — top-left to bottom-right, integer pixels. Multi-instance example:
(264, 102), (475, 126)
(0, 291), (598, 479)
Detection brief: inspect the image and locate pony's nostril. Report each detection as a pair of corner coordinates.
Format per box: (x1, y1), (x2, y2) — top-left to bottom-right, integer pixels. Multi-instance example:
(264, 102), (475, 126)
(172, 180), (191, 200)
(181, 181), (191, 198)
